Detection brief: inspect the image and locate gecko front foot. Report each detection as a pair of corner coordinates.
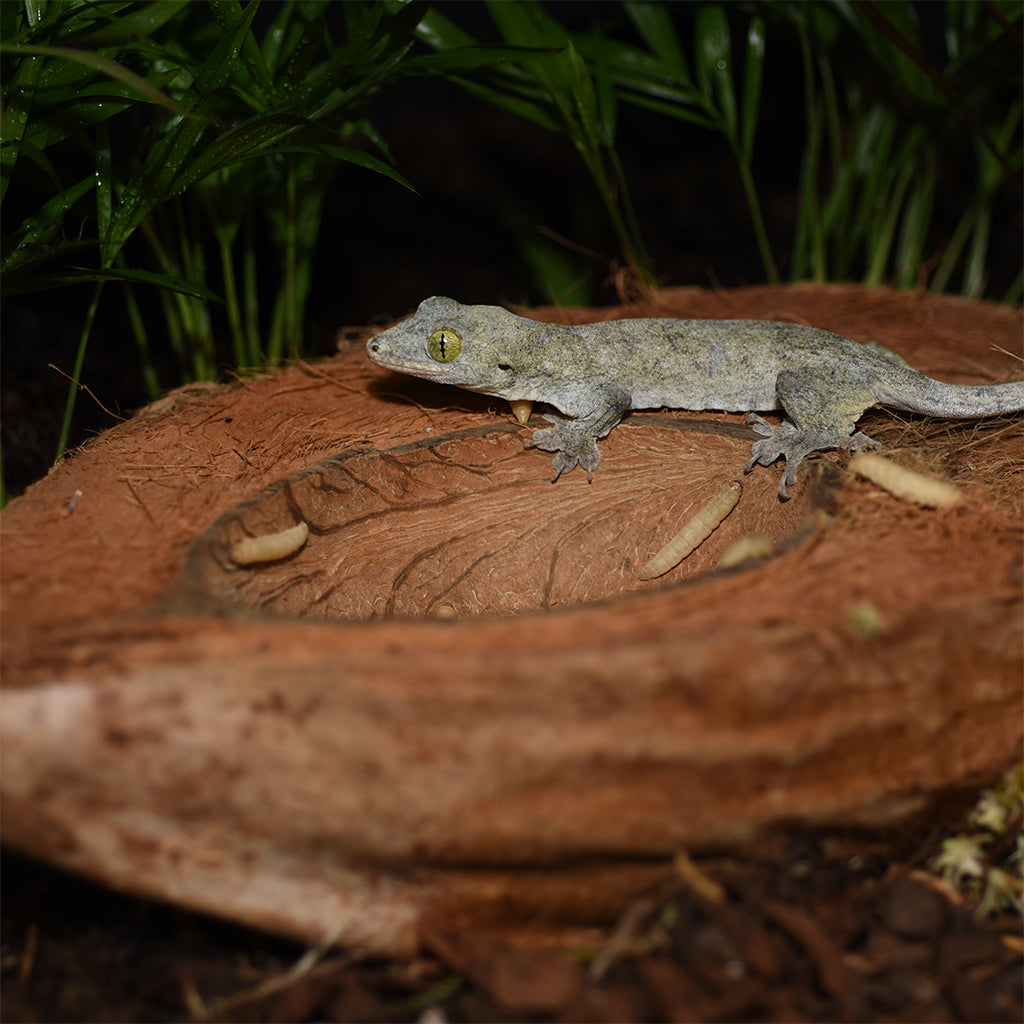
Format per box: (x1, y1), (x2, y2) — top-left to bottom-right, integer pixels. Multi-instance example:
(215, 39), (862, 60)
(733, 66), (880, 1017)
(530, 415), (602, 482)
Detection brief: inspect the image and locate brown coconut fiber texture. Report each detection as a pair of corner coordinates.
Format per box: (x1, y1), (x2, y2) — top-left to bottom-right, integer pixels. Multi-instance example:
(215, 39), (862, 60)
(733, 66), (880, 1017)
(1, 283), (1021, 955)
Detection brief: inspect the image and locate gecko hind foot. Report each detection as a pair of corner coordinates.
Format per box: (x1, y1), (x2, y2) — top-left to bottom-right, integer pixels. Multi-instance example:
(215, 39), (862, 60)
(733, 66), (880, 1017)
(743, 414), (817, 500)
(743, 449), (802, 500)
(744, 415), (877, 499)
(847, 430), (881, 453)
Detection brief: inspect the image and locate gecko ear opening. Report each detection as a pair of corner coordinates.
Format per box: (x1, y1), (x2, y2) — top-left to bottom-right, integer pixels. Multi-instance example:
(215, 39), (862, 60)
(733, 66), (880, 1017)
(427, 328), (462, 362)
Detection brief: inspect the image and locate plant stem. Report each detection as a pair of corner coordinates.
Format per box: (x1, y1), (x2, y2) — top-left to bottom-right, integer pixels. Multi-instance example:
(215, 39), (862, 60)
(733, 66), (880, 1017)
(220, 234), (246, 368)
(733, 147), (778, 284)
(56, 280), (104, 461)
(605, 148), (654, 289)
(579, 139), (653, 288)
(283, 158), (298, 358)
(929, 192), (981, 294)
(792, 25), (827, 282)
(962, 202), (991, 299)
(118, 261), (162, 400)
(242, 209), (260, 361)
(865, 156), (915, 286)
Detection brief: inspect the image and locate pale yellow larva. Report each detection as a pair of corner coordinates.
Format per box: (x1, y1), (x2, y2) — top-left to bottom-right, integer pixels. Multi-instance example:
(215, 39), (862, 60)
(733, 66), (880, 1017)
(849, 453), (963, 509)
(718, 535), (775, 569)
(231, 521), (309, 566)
(639, 481), (742, 581)
(509, 400), (533, 425)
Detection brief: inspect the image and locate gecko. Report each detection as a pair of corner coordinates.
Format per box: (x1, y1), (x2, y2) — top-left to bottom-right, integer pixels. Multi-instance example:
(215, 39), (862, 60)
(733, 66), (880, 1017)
(366, 296), (1024, 499)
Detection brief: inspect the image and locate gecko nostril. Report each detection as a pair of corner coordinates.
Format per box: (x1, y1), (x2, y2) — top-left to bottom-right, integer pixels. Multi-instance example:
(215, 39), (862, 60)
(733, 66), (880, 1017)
(498, 363), (512, 371)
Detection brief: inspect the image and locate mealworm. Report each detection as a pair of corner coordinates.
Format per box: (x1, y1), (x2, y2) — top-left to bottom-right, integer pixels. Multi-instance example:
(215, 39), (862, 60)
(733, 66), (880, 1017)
(639, 480), (742, 581)
(231, 521), (309, 565)
(718, 535), (774, 569)
(509, 400), (533, 424)
(849, 453), (963, 509)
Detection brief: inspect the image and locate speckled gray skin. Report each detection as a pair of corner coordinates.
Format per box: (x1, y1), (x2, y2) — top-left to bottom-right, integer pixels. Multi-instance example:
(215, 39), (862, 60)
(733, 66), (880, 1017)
(367, 296), (1024, 498)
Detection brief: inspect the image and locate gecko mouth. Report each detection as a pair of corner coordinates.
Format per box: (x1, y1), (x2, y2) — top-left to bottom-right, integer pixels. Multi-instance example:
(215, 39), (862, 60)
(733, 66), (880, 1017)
(367, 348), (453, 379)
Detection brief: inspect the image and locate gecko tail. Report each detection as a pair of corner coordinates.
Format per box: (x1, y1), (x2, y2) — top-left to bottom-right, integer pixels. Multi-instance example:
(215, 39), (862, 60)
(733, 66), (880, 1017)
(880, 370), (1024, 419)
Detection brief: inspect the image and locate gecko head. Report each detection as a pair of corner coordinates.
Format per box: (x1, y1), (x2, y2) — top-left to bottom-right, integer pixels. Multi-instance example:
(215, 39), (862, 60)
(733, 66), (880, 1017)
(366, 296), (527, 397)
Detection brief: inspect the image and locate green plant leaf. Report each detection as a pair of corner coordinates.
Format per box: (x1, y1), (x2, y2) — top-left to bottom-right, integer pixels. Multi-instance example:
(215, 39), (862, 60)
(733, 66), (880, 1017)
(95, 120), (113, 245)
(193, 0), (260, 95)
(261, 143), (417, 192)
(260, 0), (297, 75)
(0, 48), (45, 200)
(169, 112), (303, 193)
(623, 1), (690, 81)
(864, 124), (925, 285)
(31, 1), (140, 40)
(590, 41), (716, 125)
(740, 15), (766, 164)
(486, 0), (569, 50)
(894, 146), (935, 287)
(382, 0), (432, 55)
(280, 13), (326, 93)
(0, 137), (60, 190)
(695, 4), (736, 137)
(852, 1), (934, 105)
(71, 0), (191, 49)
(565, 40), (602, 156)
(1, 240), (96, 287)
(405, 43), (560, 74)
(1, 1), (26, 39)
(445, 76), (563, 133)
(101, 112), (206, 267)
(614, 90), (717, 131)
(1, 174), (97, 273)
(978, 98), (1022, 193)
(24, 67), (184, 152)
(587, 28), (617, 146)
(2, 265), (224, 300)
(99, 4), (263, 267)
(0, 43), (188, 117)
(402, 5), (476, 51)
(209, 0), (276, 100)
(342, 0), (386, 56)
(303, 37), (411, 122)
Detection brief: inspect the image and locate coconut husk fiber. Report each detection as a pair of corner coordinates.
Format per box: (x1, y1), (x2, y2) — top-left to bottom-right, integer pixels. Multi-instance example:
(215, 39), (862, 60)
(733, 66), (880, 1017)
(2, 284), (1021, 956)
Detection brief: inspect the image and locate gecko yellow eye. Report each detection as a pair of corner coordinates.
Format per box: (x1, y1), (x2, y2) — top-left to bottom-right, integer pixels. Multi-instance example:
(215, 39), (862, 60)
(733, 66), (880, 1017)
(427, 327), (461, 362)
